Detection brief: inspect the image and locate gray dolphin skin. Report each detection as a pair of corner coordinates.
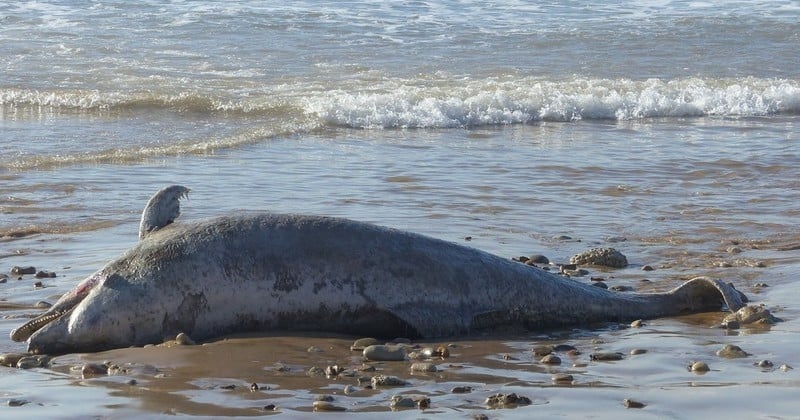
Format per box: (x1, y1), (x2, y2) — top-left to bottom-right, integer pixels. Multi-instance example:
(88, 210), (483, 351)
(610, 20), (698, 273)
(11, 185), (747, 355)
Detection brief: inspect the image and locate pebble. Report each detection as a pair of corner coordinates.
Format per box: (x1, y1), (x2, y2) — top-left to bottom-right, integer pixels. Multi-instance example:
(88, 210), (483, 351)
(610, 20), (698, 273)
(410, 362), (437, 373)
(623, 399), (646, 409)
(540, 354), (561, 365)
(11, 266), (36, 275)
(0, 353), (27, 368)
(569, 248), (628, 268)
(250, 383), (260, 392)
(307, 345), (323, 352)
(34, 301), (52, 309)
(723, 305), (780, 325)
(343, 385), (358, 395)
(389, 395), (416, 409)
(641, 265), (655, 271)
(371, 375), (408, 387)
(325, 365), (344, 378)
(35, 270), (56, 278)
(363, 344), (406, 361)
(780, 364), (793, 372)
(175, 332), (195, 345)
(17, 355), (51, 369)
(754, 282), (769, 288)
(451, 386), (472, 394)
(33, 281), (43, 288)
(81, 363), (109, 377)
(7, 399), (29, 407)
(307, 367), (326, 376)
(630, 349), (648, 355)
(593, 282), (608, 289)
(532, 345), (553, 357)
(350, 337), (380, 351)
(484, 393), (532, 408)
(630, 319), (644, 328)
(312, 401), (346, 412)
(755, 360), (774, 369)
(528, 254), (550, 264)
(610, 285), (633, 292)
(553, 344), (577, 352)
(690, 361), (710, 372)
(590, 352), (624, 361)
(716, 344), (749, 358)
(551, 373), (574, 383)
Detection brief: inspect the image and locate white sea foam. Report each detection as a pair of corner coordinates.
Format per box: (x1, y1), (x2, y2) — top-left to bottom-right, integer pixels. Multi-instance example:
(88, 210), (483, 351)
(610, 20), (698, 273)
(304, 77), (800, 128)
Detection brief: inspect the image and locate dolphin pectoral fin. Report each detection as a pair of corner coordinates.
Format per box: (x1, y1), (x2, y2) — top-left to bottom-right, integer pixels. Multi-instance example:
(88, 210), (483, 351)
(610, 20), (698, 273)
(138, 185), (190, 240)
(665, 277), (747, 314)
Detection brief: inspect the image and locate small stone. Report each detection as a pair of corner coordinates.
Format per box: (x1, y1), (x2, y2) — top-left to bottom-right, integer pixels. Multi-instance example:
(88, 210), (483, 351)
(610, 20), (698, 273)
(370, 375), (407, 387)
(641, 265), (655, 271)
(485, 393), (532, 408)
(0, 353), (27, 367)
(532, 345), (553, 357)
(410, 362), (437, 373)
(350, 337), (380, 351)
(528, 254), (550, 264)
(11, 266), (36, 275)
(540, 354), (561, 365)
(754, 282), (769, 288)
(755, 360), (774, 368)
(593, 282), (608, 289)
(553, 344), (577, 352)
(716, 344), (749, 358)
(451, 386), (473, 394)
(307, 345), (323, 352)
(307, 367), (326, 377)
(17, 355), (51, 369)
(723, 305), (781, 325)
(263, 404), (277, 411)
(435, 345), (450, 358)
(363, 345), (406, 361)
(417, 397), (431, 409)
(250, 383), (260, 392)
(551, 373), (574, 383)
(780, 364), (793, 372)
(220, 384), (236, 390)
(690, 361), (710, 372)
(314, 395), (335, 402)
(7, 399), (29, 407)
(343, 385), (358, 395)
(35, 270), (56, 278)
(33, 281), (43, 288)
(610, 285), (633, 292)
(726, 246), (743, 254)
(34, 301), (52, 309)
(590, 352), (624, 361)
(324, 365), (344, 378)
(630, 349), (648, 355)
(81, 363), (109, 377)
(570, 248), (628, 268)
(630, 319), (644, 328)
(175, 332), (195, 345)
(312, 401), (346, 412)
(623, 399), (646, 409)
(389, 395), (416, 409)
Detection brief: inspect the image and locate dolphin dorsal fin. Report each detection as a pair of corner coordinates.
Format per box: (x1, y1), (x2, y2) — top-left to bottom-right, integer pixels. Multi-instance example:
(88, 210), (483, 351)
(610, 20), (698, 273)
(138, 185), (190, 240)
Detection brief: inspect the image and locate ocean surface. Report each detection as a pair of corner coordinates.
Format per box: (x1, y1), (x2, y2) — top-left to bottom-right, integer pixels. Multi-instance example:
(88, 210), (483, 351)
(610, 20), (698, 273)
(1, 1), (799, 418)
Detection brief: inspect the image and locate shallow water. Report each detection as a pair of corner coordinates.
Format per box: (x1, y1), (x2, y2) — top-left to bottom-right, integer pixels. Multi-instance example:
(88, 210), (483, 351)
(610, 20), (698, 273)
(2, 0), (799, 417)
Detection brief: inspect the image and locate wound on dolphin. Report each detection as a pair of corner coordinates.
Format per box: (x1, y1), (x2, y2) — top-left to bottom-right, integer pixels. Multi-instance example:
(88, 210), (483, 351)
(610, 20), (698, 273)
(12, 185), (750, 355)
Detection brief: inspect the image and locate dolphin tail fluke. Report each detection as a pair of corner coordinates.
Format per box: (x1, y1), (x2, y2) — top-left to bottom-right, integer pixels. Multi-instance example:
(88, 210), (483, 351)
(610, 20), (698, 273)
(665, 277), (748, 314)
(138, 185), (190, 240)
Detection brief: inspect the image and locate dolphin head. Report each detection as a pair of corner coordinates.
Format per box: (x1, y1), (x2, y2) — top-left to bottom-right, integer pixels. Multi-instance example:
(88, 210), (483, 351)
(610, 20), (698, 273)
(10, 268), (168, 355)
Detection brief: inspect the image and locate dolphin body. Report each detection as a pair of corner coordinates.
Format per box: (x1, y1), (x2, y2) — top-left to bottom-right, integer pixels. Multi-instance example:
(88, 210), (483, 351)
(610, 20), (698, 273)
(12, 186), (747, 355)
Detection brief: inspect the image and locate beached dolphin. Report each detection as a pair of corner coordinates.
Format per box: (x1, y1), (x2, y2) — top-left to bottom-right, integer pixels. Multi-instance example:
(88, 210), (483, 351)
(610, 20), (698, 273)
(11, 185), (747, 355)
